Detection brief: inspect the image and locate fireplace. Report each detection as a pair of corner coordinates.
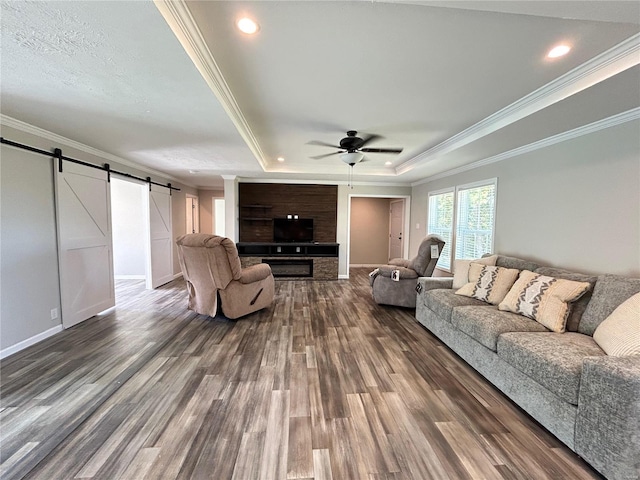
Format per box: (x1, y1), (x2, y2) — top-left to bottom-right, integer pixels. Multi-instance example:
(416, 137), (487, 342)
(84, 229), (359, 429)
(262, 259), (313, 278)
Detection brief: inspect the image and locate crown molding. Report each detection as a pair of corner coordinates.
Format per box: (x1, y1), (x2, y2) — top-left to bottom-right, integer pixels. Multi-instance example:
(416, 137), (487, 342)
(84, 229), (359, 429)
(153, 0), (269, 172)
(238, 177), (411, 187)
(0, 114), (197, 188)
(410, 107), (640, 187)
(398, 32), (640, 175)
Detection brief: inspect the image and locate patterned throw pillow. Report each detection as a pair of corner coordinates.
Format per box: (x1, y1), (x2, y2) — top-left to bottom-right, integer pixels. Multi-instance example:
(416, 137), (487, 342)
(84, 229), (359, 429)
(455, 263), (520, 305)
(499, 270), (591, 332)
(452, 255), (498, 289)
(593, 292), (640, 356)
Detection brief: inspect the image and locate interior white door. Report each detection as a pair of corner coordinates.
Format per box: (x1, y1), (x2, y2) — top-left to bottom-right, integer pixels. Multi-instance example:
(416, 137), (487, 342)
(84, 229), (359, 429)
(389, 199), (405, 260)
(146, 185), (173, 289)
(185, 195), (199, 234)
(55, 162), (115, 329)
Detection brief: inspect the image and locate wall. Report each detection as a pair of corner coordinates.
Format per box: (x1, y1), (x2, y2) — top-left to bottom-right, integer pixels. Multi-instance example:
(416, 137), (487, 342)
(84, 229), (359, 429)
(111, 177), (146, 277)
(198, 188), (224, 234)
(1, 137), (62, 351)
(238, 183), (338, 243)
(0, 123), (197, 356)
(349, 197), (391, 265)
(411, 120), (640, 277)
(337, 185), (412, 277)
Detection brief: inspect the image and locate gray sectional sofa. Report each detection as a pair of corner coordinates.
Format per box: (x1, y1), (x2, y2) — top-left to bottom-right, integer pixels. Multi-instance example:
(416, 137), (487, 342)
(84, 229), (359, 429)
(415, 255), (640, 480)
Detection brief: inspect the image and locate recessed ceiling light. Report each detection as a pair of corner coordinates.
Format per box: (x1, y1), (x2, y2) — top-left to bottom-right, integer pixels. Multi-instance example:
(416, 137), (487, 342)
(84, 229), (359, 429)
(385, 161), (392, 166)
(277, 157), (285, 162)
(237, 17), (259, 35)
(189, 169), (200, 174)
(547, 44), (571, 58)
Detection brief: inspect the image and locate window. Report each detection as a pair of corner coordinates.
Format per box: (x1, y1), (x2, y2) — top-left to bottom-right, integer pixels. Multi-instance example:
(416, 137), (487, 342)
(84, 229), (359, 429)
(427, 179), (497, 271)
(427, 189), (454, 270)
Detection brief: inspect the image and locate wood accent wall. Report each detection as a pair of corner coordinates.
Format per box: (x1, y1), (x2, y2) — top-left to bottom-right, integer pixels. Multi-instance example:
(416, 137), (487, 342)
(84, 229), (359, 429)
(239, 183), (338, 243)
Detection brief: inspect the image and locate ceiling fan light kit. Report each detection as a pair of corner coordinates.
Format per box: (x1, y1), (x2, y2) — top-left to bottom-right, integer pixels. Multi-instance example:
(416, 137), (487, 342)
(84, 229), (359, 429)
(340, 151), (364, 165)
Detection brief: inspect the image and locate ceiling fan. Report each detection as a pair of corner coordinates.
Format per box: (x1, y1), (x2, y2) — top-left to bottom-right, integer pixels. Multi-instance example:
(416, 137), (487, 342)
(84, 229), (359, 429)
(308, 130), (403, 164)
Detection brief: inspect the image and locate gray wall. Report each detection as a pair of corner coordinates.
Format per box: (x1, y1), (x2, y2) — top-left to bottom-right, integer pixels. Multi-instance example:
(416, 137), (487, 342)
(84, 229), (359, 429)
(0, 124), (197, 354)
(411, 120), (640, 277)
(1, 137), (62, 350)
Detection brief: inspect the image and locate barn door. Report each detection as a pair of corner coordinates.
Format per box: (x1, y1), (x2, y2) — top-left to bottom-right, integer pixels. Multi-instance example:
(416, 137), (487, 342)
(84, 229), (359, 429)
(146, 185), (173, 289)
(55, 162), (115, 329)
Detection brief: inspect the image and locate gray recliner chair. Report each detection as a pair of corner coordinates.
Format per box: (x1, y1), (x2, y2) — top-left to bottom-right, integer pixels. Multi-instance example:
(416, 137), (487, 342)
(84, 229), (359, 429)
(370, 234), (445, 308)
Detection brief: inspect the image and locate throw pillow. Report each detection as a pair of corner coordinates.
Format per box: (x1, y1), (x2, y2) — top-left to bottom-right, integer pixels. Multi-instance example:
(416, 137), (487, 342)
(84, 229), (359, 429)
(499, 270), (591, 333)
(593, 292), (640, 356)
(452, 255), (498, 289)
(455, 263), (520, 305)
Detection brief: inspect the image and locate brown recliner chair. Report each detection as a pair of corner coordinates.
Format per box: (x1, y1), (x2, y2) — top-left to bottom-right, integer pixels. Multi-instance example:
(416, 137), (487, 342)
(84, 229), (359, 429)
(176, 233), (275, 319)
(370, 234), (445, 308)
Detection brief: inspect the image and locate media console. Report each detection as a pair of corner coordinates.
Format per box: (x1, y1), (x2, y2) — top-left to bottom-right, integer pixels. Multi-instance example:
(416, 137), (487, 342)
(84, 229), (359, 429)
(237, 242), (339, 280)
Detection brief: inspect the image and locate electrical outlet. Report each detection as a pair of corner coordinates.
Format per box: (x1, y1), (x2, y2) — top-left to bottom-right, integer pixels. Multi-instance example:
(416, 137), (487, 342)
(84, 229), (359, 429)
(416, 223), (420, 229)
(51, 308), (58, 320)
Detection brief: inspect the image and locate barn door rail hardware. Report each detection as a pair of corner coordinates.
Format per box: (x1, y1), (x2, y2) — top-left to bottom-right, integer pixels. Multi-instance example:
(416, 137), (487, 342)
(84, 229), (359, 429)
(0, 137), (180, 193)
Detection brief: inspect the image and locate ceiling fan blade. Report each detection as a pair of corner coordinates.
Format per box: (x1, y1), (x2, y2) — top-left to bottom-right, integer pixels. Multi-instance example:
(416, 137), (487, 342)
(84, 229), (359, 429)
(358, 133), (383, 148)
(360, 147), (403, 154)
(307, 140), (342, 149)
(310, 151), (343, 160)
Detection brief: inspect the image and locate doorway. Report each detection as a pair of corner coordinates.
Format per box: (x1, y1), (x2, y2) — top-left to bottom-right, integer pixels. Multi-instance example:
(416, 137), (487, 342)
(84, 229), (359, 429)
(214, 198), (225, 236)
(389, 199), (405, 260)
(186, 194), (199, 234)
(347, 195), (410, 275)
(110, 177), (148, 304)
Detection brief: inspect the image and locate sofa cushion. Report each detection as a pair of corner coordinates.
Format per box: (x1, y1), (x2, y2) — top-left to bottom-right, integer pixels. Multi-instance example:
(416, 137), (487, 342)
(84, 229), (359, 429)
(534, 267), (597, 333)
(451, 306), (549, 351)
(452, 255), (497, 289)
(593, 292), (640, 356)
(456, 264), (520, 305)
(423, 289), (489, 322)
(499, 271), (591, 333)
(497, 332), (605, 405)
(580, 274), (640, 336)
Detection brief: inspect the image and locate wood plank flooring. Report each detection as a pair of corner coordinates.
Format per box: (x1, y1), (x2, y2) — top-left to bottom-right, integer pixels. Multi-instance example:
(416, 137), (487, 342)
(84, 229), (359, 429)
(1, 270), (603, 479)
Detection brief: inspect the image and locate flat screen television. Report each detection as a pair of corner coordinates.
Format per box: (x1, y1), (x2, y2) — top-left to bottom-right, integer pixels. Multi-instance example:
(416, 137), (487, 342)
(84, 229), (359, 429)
(273, 218), (314, 243)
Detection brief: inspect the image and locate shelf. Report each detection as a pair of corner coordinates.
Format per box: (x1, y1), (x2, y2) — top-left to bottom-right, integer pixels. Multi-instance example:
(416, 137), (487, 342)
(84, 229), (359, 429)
(237, 242), (339, 257)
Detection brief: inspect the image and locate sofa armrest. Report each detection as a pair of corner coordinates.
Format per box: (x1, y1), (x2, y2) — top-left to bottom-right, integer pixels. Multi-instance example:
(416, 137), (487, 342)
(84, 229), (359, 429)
(239, 263), (273, 284)
(575, 355), (640, 480)
(417, 277), (454, 293)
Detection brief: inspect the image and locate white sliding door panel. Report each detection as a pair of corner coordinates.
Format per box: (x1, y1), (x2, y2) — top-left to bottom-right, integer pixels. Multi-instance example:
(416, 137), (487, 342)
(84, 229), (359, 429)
(56, 162), (115, 329)
(146, 185), (173, 289)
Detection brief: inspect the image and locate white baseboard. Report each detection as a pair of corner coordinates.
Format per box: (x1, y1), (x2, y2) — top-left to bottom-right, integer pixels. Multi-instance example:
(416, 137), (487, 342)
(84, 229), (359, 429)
(173, 272), (183, 280)
(1, 325), (63, 360)
(349, 264), (380, 268)
(114, 274), (145, 280)
(338, 274), (349, 279)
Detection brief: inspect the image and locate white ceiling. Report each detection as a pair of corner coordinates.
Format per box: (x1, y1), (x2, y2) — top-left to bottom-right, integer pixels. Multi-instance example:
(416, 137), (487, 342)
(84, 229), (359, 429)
(1, 1), (639, 189)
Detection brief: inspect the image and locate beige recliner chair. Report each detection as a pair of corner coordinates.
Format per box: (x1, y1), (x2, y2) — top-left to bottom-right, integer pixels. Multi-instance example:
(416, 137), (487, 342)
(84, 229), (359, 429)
(370, 234), (445, 308)
(176, 233), (275, 319)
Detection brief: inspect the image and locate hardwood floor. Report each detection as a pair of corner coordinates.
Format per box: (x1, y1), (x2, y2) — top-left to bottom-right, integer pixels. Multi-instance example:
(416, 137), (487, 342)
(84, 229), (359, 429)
(1, 270), (602, 480)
